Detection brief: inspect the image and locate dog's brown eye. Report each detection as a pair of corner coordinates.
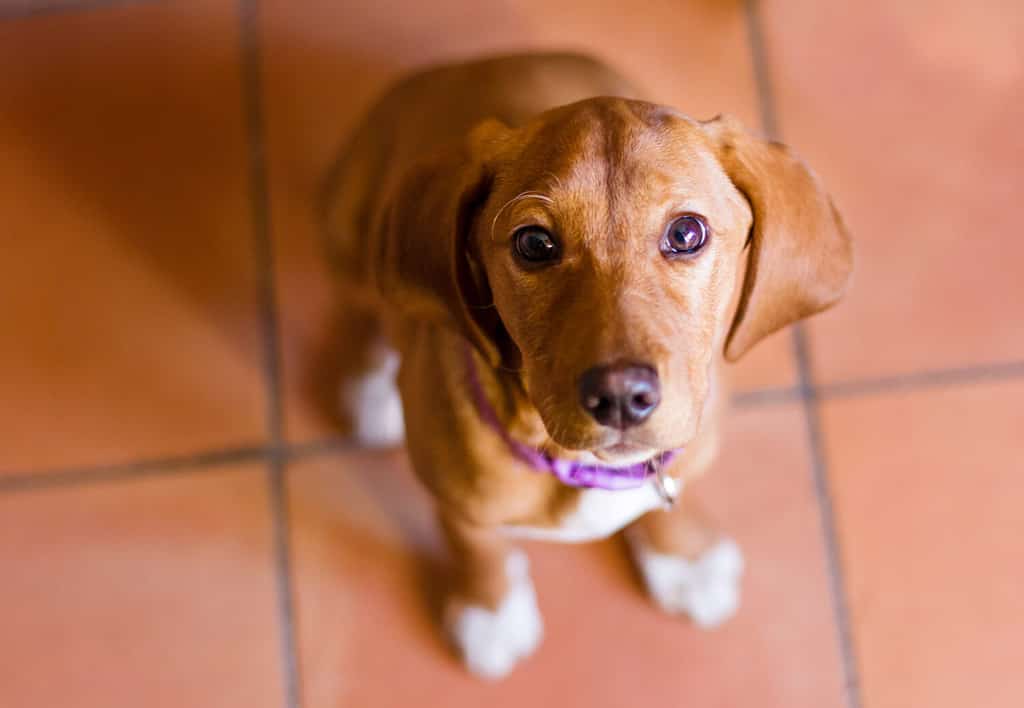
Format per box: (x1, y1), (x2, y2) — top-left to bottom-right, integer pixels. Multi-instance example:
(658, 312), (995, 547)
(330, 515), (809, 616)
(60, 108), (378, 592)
(513, 226), (560, 264)
(662, 214), (709, 257)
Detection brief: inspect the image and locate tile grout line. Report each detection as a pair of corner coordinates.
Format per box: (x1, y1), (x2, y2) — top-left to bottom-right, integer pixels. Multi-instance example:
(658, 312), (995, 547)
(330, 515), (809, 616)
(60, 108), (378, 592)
(4, 357), (1024, 491)
(239, 1), (302, 707)
(792, 326), (862, 708)
(0, 444), (269, 494)
(730, 384), (801, 407)
(284, 435), (356, 461)
(0, 0), (154, 21)
(743, 2), (863, 708)
(0, 437), (359, 496)
(743, 0), (779, 139)
(821, 359), (1024, 399)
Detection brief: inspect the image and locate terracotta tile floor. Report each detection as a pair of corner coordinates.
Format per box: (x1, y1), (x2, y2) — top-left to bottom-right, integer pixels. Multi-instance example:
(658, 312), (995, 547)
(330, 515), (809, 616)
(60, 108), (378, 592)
(1, 1), (1020, 707)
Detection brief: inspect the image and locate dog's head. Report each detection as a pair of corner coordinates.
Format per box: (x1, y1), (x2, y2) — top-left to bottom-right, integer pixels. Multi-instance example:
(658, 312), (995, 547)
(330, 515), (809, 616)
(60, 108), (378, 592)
(374, 98), (852, 463)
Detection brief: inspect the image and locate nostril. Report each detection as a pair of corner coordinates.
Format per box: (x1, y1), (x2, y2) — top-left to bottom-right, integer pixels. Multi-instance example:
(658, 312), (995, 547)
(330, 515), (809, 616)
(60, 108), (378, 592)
(585, 394), (617, 422)
(631, 391), (655, 410)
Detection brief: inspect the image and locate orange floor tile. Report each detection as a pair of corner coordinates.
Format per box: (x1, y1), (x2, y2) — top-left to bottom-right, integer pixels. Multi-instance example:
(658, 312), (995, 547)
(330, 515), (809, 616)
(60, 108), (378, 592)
(1, 1), (1020, 707)
(0, 0), (267, 471)
(763, 0), (1024, 384)
(0, 464), (284, 707)
(822, 382), (1024, 708)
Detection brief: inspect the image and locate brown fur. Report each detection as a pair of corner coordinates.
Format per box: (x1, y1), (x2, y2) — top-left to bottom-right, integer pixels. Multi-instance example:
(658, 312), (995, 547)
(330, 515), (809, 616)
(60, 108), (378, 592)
(322, 52), (852, 612)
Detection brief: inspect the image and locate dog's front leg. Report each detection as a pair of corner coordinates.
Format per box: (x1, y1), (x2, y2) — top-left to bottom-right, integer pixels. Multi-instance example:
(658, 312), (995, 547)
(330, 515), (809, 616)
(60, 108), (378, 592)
(625, 493), (744, 628)
(438, 511), (543, 679)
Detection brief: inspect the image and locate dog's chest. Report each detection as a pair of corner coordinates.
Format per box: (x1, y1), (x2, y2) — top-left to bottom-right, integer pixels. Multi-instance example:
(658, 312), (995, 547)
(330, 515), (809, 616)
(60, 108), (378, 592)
(501, 482), (664, 543)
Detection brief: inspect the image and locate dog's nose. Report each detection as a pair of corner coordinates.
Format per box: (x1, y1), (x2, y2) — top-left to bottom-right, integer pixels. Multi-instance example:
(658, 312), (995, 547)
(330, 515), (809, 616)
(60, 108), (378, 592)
(578, 363), (661, 430)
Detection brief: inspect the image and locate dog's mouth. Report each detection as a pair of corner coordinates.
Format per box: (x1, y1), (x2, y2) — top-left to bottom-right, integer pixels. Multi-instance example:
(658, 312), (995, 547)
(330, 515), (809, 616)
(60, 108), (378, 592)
(538, 421), (668, 467)
(588, 441), (660, 466)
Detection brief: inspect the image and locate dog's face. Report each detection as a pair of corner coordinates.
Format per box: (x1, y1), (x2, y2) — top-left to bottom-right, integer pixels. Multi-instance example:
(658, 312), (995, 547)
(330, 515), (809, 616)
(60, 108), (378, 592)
(476, 102), (753, 461)
(378, 98), (851, 463)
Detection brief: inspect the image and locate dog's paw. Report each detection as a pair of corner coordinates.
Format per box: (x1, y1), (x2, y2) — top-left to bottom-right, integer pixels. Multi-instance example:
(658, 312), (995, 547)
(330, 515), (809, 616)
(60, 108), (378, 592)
(444, 551), (544, 679)
(630, 536), (745, 629)
(339, 347), (405, 447)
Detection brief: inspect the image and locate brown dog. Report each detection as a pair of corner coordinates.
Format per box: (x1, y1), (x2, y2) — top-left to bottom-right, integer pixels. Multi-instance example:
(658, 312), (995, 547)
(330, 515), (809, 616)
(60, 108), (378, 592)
(322, 52), (852, 678)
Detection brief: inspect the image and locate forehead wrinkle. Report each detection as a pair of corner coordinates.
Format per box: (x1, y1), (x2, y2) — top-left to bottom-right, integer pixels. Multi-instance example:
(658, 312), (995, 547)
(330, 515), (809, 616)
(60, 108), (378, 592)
(600, 114), (622, 233)
(599, 110), (674, 260)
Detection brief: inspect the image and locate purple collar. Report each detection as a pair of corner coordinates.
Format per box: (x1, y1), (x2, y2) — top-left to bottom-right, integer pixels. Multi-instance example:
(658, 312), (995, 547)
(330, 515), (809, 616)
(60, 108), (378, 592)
(464, 347), (679, 491)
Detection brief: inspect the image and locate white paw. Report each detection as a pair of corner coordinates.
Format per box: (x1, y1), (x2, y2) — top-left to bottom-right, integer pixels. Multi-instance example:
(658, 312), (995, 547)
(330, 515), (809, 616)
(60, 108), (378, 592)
(630, 537), (745, 629)
(445, 551), (544, 679)
(340, 347), (405, 447)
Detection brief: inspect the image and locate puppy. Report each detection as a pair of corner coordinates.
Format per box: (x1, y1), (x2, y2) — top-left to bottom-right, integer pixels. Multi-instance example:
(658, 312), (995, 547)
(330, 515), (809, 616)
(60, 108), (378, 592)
(322, 52), (852, 678)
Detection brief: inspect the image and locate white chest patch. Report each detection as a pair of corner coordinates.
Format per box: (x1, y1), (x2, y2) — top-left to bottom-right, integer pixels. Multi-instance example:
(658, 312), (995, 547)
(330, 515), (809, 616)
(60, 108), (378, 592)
(502, 481), (665, 543)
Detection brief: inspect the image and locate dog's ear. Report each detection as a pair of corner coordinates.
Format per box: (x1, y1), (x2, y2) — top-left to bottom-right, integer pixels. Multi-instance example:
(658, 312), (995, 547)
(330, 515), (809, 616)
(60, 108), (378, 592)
(371, 118), (515, 368)
(703, 114), (853, 361)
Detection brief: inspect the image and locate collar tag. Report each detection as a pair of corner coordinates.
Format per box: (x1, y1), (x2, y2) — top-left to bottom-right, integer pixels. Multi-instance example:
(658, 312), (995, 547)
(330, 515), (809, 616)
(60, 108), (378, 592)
(654, 467), (682, 508)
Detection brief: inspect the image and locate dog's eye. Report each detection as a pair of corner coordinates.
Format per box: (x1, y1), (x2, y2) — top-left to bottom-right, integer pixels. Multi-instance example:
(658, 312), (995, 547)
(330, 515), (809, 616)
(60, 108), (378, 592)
(513, 226), (560, 264)
(661, 214), (709, 257)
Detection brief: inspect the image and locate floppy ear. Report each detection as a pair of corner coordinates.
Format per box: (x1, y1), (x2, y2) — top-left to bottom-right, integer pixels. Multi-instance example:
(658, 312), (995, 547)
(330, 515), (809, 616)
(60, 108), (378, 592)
(703, 115), (853, 361)
(370, 119), (514, 368)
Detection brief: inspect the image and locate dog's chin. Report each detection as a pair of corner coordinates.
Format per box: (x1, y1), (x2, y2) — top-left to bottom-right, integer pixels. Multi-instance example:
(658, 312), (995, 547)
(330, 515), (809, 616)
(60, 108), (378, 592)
(588, 443), (660, 466)
(535, 408), (679, 467)
(549, 434), (661, 467)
